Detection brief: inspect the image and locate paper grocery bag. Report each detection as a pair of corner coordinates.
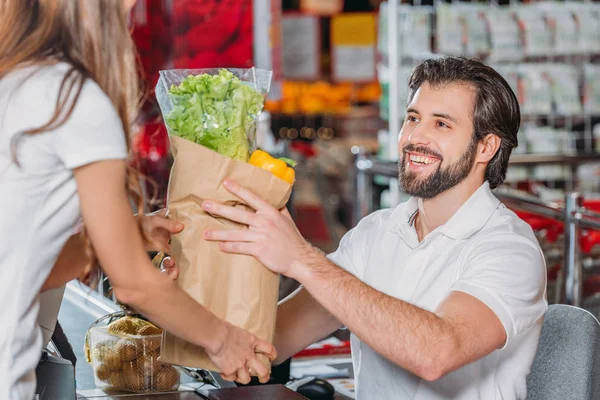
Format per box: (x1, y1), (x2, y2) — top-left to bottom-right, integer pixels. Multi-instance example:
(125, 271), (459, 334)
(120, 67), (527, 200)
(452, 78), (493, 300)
(160, 136), (292, 372)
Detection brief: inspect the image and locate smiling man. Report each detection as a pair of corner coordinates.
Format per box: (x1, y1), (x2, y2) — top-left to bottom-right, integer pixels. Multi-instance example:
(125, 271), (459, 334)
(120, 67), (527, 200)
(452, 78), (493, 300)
(202, 57), (547, 399)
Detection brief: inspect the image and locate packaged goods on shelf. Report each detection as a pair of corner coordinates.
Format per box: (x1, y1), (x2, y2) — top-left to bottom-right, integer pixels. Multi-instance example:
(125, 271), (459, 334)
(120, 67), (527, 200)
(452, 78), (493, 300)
(518, 64), (553, 116)
(532, 165), (571, 181)
(584, 64), (600, 115)
(493, 64), (519, 99)
(265, 81), (379, 115)
(515, 5), (553, 57)
(435, 3), (463, 56)
(546, 64), (583, 117)
(522, 125), (573, 155)
(539, 3), (579, 56)
(487, 8), (522, 62)
(506, 166), (529, 182)
(459, 4), (491, 56)
(378, 3), (433, 61)
(567, 3), (600, 54)
(377, 64), (413, 121)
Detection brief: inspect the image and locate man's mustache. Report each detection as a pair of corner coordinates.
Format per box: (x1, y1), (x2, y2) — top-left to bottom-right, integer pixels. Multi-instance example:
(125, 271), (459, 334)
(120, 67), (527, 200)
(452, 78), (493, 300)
(402, 144), (443, 160)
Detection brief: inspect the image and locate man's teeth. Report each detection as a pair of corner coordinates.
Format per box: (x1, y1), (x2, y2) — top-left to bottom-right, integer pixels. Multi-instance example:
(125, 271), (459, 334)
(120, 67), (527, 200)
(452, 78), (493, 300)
(409, 154), (436, 165)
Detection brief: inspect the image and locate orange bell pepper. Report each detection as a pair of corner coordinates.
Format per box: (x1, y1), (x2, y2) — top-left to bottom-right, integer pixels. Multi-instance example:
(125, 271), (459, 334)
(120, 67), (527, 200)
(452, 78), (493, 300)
(249, 150), (296, 184)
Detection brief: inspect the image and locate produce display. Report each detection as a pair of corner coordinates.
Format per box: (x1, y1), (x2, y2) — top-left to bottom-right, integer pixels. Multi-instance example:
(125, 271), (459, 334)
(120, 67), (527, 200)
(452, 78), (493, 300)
(264, 81), (381, 115)
(85, 316), (179, 393)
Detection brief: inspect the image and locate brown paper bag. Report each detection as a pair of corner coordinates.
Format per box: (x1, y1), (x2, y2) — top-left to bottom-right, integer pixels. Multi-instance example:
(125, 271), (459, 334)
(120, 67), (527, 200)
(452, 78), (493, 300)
(160, 136), (292, 372)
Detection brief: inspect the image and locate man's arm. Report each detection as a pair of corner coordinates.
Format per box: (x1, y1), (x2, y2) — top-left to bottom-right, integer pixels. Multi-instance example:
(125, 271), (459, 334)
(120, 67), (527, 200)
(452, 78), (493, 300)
(291, 252), (506, 381)
(201, 181), (526, 381)
(273, 287), (342, 365)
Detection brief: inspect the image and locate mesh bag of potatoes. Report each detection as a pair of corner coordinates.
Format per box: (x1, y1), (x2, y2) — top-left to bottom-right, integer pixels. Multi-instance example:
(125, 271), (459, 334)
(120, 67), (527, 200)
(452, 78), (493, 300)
(84, 313), (180, 393)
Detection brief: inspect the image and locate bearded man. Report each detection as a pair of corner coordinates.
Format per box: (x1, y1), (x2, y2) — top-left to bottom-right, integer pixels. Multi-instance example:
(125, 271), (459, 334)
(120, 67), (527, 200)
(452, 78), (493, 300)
(202, 56), (547, 400)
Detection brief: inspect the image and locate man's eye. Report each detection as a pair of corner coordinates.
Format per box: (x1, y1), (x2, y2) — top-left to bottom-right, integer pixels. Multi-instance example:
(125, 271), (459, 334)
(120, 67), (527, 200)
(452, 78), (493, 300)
(437, 121), (449, 128)
(406, 116), (419, 124)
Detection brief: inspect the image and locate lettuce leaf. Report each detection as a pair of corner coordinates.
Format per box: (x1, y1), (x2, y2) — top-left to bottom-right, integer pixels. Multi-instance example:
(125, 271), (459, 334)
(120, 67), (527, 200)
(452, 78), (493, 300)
(164, 69), (264, 162)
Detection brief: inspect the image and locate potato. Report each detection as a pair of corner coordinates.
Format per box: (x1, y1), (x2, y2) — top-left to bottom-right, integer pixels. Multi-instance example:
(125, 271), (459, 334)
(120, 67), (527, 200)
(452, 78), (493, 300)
(153, 365), (179, 391)
(108, 371), (126, 389)
(103, 352), (123, 372)
(91, 339), (117, 363)
(95, 363), (112, 381)
(138, 324), (162, 336)
(122, 363), (146, 392)
(138, 336), (161, 354)
(107, 316), (147, 335)
(114, 339), (138, 361)
(135, 355), (163, 374)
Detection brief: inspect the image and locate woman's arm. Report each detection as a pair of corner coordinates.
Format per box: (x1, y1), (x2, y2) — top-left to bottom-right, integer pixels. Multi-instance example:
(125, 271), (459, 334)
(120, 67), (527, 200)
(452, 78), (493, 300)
(41, 234), (88, 293)
(72, 159), (276, 384)
(41, 209), (181, 293)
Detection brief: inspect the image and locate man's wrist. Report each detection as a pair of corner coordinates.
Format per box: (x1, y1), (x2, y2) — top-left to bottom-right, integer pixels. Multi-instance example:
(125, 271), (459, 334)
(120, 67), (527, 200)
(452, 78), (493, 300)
(288, 244), (328, 283)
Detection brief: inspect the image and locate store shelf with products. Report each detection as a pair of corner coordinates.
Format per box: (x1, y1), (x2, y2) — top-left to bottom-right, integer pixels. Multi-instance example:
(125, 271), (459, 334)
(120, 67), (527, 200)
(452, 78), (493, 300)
(370, 0), (600, 318)
(377, 0), (600, 206)
(509, 153), (600, 166)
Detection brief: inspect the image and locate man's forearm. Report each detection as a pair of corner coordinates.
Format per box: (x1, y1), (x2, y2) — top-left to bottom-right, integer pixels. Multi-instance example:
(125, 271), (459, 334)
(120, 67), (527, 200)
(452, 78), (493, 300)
(290, 251), (460, 380)
(273, 287), (342, 364)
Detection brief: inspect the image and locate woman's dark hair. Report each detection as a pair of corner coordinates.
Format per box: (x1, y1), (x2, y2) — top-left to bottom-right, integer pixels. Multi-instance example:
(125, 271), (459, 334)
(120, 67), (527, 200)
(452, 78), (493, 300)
(407, 57), (521, 189)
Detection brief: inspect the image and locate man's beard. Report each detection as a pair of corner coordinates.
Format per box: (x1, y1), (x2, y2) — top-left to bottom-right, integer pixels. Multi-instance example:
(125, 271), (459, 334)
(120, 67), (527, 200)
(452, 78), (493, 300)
(399, 138), (478, 199)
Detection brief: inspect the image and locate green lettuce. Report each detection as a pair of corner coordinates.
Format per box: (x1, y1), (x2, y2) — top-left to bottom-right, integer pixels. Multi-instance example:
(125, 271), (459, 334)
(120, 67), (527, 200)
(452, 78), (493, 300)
(164, 69), (264, 162)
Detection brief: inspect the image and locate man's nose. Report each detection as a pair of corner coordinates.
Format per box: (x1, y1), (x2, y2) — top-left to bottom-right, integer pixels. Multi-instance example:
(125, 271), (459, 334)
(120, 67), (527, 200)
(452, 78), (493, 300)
(407, 122), (430, 146)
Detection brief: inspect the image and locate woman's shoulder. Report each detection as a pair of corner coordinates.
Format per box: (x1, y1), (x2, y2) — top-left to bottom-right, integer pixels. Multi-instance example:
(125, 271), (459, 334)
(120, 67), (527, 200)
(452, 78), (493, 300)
(1, 62), (119, 128)
(1, 62), (70, 94)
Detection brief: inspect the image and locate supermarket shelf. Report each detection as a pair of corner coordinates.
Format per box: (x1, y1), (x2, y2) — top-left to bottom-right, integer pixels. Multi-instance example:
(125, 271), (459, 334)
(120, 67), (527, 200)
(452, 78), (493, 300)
(509, 153), (600, 166)
(355, 153), (600, 179)
(353, 149), (600, 306)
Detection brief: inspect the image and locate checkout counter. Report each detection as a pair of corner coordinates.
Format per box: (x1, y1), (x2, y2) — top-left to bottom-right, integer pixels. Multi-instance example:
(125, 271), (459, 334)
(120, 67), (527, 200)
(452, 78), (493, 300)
(39, 281), (351, 400)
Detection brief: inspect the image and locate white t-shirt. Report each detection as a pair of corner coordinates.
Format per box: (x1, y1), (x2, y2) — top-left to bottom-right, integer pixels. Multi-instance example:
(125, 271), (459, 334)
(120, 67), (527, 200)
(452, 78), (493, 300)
(328, 182), (547, 400)
(0, 63), (127, 399)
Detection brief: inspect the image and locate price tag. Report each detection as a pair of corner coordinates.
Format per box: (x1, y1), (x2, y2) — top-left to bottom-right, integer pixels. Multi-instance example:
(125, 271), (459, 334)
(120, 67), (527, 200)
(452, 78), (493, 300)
(488, 8), (522, 62)
(282, 14), (320, 80)
(461, 4), (490, 56)
(436, 3), (463, 55)
(331, 13), (377, 82)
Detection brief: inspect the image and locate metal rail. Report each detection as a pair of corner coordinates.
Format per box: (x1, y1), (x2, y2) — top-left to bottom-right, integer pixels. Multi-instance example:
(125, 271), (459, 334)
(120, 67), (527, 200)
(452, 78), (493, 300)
(353, 149), (600, 307)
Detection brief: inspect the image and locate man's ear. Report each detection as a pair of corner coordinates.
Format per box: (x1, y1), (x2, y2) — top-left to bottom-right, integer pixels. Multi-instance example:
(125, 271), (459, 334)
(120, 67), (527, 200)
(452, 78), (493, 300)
(477, 133), (501, 163)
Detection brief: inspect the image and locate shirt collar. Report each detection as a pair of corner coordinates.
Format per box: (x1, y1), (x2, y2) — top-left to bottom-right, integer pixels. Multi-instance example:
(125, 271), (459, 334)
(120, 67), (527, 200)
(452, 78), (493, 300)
(391, 181), (501, 241)
(438, 181), (500, 239)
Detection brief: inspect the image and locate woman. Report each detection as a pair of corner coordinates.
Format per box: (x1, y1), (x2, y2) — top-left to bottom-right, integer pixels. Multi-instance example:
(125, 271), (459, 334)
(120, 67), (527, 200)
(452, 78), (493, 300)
(0, 1), (275, 398)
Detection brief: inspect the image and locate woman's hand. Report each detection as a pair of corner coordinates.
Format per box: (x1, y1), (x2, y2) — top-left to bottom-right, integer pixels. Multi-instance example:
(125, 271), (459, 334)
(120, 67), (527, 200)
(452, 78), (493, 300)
(160, 257), (179, 281)
(141, 209), (184, 253)
(208, 322), (277, 384)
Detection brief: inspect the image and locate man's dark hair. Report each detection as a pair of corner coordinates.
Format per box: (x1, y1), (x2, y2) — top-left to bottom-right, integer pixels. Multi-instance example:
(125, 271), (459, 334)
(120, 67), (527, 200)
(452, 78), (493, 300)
(406, 57), (520, 189)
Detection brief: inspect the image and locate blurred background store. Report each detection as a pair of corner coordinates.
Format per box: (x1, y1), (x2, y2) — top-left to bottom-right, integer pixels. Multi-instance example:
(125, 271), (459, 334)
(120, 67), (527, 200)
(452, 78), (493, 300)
(59, 0), (600, 398)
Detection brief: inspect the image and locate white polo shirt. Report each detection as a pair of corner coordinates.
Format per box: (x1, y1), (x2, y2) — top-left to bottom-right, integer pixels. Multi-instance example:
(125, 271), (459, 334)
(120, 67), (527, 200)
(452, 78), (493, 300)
(328, 182), (547, 400)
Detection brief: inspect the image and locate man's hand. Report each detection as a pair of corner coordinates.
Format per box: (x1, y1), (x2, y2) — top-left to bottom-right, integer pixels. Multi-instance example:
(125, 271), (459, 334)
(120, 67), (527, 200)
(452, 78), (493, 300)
(141, 209), (184, 253)
(208, 322), (278, 384)
(202, 180), (315, 279)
